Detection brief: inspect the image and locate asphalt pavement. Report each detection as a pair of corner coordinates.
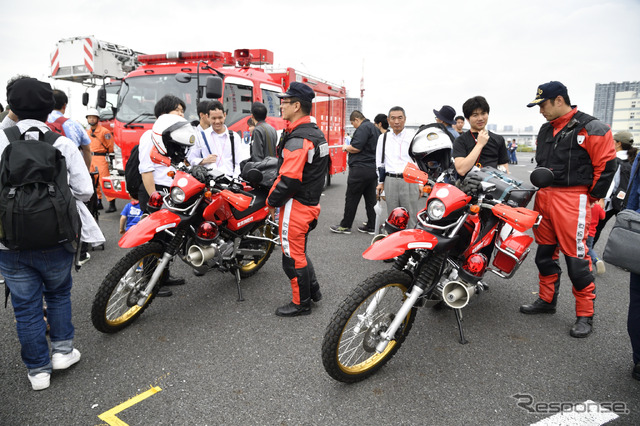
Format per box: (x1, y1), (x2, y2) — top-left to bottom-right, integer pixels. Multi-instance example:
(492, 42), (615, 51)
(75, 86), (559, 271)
(1, 152), (638, 425)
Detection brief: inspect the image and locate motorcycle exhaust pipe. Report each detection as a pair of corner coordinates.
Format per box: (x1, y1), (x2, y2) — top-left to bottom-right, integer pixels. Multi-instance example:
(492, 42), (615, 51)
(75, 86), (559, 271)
(442, 281), (476, 309)
(370, 233), (386, 246)
(186, 244), (219, 268)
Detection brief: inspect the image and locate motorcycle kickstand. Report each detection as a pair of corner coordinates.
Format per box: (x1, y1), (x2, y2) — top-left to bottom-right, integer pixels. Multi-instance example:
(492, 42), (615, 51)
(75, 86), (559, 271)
(233, 266), (244, 302)
(454, 308), (469, 344)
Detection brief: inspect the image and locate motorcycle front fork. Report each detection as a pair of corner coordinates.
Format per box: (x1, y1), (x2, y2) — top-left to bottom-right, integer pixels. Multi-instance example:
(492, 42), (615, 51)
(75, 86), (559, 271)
(137, 252), (174, 305)
(376, 285), (424, 353)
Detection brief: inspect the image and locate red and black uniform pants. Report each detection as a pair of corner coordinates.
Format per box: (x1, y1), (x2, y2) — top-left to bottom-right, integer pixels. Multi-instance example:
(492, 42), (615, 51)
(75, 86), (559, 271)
(533, 187), (596, 317)
(278, 199), (321, 305)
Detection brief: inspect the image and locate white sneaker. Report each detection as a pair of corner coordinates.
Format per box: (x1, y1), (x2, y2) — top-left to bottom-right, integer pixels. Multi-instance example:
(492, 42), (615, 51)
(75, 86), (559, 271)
(28, 372), (50, 391)
(596, 260), (606, 275)
(52, 348), (81, 370)
(78, 253), (91, 266)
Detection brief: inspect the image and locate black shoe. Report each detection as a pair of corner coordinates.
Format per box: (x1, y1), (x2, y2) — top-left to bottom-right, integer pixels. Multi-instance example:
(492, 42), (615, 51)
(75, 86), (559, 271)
(357, 225), (375, 235)
(164, 275), (186, 286)
(520, 298), (556, 314)
(633, 363), (640, 381)
(193, 268), (205, 277)
(570, 316), (593, 338)
(105, 200), (117, 213)
(156, 287), (173, 297)
(97, 200), (104, 210)
(275, 301), (311, 317)
(311, 290), (323, 303)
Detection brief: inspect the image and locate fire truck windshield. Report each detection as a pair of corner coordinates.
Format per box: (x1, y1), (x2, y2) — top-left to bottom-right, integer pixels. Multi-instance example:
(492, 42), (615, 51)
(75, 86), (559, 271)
(117, 75), (263, 127)
(116, 75), (204, 124)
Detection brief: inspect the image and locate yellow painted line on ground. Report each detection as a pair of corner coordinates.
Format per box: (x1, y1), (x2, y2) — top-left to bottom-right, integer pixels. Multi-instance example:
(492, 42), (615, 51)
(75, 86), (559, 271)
(98, 386), (162, 426)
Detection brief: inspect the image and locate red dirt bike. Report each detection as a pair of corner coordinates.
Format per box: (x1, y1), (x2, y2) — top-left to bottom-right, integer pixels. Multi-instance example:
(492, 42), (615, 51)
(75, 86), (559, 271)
(91, 165), (279, 333)
(321, 125), (553, 383)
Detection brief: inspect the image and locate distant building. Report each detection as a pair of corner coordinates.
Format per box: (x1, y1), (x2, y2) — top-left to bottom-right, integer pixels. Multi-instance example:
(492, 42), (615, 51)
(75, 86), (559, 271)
(345, 97), (362, 123)
(503, 125), (513, 132)
(487, 124), (497, 132)
(593, 81), (640, 126)
(612, 90), (640, 144)
(524, 126), (534, 132)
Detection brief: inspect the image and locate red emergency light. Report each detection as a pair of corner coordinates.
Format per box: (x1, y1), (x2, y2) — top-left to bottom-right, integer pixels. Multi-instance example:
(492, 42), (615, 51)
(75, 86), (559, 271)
(234, 49), (274, 67)
(137, 51), (234, 66)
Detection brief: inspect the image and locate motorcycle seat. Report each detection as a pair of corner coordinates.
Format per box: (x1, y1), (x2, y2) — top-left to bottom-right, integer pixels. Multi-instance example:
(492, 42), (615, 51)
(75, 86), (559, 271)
(230, 187), (269, 220)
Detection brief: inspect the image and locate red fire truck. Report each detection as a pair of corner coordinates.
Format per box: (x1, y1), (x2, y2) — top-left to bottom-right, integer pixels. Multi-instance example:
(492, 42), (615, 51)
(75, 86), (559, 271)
(51, 42), (348, 200)
(50, 38), (348, 199)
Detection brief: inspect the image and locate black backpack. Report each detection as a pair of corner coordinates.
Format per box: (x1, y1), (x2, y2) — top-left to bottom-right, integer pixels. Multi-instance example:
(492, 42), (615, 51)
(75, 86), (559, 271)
(125, 144), (142, 199)
(611, 157), (632, 212)
(0, 127), (80, 250)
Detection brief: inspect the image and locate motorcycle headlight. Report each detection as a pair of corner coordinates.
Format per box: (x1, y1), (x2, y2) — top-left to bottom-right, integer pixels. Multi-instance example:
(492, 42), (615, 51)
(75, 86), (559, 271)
(171, 187), (186, 203)
(427, 199), (446, 220)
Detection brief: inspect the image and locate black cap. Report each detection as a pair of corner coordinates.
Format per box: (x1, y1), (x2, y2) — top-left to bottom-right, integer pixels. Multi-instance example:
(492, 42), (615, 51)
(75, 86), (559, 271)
(8, 78), (55, 120)
(277, 82), (315, 103)
(527, 81), (568, 108)
(433, 105), (456, 125)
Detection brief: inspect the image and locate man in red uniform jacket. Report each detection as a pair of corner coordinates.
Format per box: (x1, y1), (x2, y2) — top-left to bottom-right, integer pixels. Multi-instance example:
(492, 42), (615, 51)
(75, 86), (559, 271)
(521, 81), (617, 338)
(267, 82), (328, 316)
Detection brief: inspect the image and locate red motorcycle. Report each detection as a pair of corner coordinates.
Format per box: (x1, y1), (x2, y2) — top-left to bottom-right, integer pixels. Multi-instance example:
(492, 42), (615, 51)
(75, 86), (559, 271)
(91, 163), (278, 334)
(321, 125), (553, 383)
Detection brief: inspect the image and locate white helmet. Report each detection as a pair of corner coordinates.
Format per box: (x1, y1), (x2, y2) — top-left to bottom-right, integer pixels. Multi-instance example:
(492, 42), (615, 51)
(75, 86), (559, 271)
(151, 114), (196, 156)
(86, 108), (100, 118)
(409, 123), (454, 179)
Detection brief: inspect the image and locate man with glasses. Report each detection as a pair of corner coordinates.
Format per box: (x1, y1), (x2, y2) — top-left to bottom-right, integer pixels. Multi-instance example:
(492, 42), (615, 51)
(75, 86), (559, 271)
(267, 82), (328, 317)
(375, 106), (420, 228)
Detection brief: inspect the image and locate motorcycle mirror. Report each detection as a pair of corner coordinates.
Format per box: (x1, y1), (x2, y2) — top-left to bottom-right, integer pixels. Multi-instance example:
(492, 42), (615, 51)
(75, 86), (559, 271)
(175, 73), (192, 83)
(530, 167), (554, 188)
(82, 92), (89, 106)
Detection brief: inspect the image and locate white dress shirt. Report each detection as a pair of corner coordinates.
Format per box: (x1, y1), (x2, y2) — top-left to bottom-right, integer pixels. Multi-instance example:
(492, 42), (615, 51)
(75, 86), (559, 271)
(188, 125), (248, 178)
(375, 128), (416, 182)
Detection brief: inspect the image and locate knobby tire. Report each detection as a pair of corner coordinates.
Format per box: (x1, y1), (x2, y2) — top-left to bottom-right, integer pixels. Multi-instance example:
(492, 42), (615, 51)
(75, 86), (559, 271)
(321, 269), (416, 383)
(91, 242), (164, 333)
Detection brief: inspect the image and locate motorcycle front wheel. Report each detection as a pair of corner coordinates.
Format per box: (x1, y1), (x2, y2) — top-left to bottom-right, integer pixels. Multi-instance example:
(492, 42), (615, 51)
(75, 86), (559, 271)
(321, 269), (416, 383)
(237, 222), (276, 278)
(91, 242), (164, 333)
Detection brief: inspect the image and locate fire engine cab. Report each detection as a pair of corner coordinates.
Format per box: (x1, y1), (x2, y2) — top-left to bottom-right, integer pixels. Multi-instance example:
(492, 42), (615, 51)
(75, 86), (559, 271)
(51, 39), (348, 200)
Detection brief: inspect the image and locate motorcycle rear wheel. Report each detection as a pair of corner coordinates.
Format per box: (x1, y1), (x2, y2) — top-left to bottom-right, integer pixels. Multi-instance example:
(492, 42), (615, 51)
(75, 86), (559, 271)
(91, 242), (164, 333)
(321, 269), (416, 383)
(237, 223), (276, 278)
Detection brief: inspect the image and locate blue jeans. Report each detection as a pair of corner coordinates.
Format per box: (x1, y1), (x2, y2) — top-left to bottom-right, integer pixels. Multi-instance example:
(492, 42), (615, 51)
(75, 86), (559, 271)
(0, 246), (75, 374)
(586, 235), (600, 263)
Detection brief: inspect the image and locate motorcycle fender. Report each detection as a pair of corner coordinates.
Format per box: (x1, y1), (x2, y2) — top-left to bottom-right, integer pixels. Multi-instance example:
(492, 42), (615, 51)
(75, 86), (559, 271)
(363, 229), (439, 260)
(119, 209), (181, 248)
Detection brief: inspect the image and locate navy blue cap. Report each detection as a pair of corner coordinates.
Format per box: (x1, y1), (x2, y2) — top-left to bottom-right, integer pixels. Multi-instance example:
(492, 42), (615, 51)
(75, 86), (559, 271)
(277, 82), (315, 103)
(433, 105), (456, 125)
(527, 81), (568, 107)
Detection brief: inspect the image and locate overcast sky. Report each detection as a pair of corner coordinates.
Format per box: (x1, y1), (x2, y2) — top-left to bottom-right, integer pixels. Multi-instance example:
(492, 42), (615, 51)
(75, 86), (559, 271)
(1, 0), (638, 130)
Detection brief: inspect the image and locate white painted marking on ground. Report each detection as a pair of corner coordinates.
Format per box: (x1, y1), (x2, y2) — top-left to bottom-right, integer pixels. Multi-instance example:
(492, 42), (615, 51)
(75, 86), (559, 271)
(530, 400), (619, 426)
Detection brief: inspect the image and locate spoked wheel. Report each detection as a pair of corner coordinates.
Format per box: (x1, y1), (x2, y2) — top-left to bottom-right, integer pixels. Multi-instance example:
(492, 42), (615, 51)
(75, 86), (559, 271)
(237, 222), (276, 278)
(91, 242), (164, 333)
(322, 270), (416, 383)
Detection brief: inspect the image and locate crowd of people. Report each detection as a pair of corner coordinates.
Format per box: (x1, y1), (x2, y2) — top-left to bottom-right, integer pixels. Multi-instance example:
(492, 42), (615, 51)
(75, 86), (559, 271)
(1, 75), (638, 391)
